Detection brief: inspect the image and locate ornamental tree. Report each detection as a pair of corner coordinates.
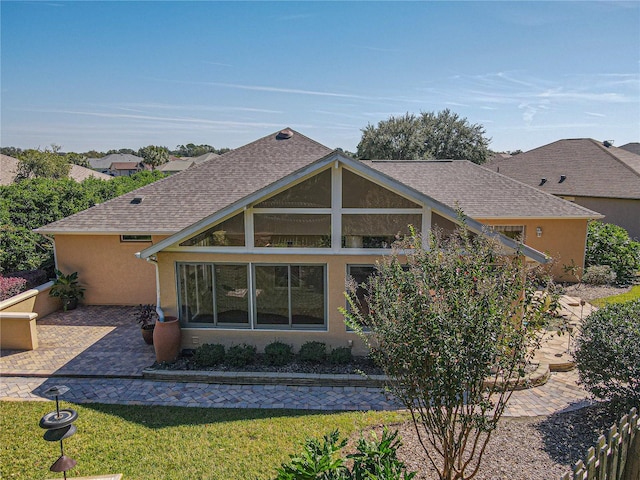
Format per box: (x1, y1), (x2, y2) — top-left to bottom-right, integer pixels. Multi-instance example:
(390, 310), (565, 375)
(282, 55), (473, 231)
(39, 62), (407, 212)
(343, 222), (555, 480)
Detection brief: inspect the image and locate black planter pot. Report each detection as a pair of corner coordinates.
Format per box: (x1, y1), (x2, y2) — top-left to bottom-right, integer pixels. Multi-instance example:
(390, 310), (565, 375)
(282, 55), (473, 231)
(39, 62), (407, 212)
(62, 298), (78, 311)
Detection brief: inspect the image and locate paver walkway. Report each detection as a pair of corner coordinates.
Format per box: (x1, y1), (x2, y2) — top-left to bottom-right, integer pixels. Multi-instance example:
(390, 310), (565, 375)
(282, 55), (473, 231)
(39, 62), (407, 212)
(0, 304), (592, 416)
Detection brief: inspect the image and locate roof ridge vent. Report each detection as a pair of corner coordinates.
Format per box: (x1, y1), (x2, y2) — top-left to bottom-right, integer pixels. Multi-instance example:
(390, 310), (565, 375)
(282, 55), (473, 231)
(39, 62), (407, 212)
(277, 128), (294, 140)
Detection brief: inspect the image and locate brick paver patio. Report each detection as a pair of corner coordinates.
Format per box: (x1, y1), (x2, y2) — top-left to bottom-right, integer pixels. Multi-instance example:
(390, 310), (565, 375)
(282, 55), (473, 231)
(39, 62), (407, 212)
(0, 303), (592, 415)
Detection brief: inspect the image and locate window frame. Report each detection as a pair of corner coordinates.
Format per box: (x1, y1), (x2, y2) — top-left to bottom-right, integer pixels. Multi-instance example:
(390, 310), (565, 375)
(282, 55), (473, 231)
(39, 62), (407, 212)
(252, 263), (327, 330)
(176, 262), (327, 331)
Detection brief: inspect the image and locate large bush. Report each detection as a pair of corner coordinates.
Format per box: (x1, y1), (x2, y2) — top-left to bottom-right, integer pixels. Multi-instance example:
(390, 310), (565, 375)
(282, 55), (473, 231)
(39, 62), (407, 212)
(586, 221), (640, 285)
(575, 299), (640, 412)
(0, 172), (165, 274)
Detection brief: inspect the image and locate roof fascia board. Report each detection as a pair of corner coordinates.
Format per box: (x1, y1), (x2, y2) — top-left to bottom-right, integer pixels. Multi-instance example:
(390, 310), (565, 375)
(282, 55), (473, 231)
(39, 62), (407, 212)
(476, 215), (605, 220)
(139, 152), (342, 258)
(34, 229), (173, 236)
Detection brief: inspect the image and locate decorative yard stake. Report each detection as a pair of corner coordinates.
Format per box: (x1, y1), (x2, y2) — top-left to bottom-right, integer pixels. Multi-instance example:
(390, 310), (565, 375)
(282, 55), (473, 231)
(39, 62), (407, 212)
(39, 385), (78, 479)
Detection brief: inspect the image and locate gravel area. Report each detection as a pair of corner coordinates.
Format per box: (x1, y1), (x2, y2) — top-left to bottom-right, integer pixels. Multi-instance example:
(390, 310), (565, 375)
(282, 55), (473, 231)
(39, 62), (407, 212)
(364, 404), (616, 480)
(562, 283), (631, 303)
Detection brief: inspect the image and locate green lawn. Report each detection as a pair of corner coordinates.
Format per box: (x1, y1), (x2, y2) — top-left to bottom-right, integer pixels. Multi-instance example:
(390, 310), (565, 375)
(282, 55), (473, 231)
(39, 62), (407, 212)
(590, 285), (640, 308)
(0, 402), (407, 480)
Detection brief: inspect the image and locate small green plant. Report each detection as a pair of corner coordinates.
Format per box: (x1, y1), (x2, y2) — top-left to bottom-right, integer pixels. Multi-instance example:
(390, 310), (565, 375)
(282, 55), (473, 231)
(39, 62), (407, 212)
(299, 341), (327, 363)
(329, 347), (353, 365)
(264, 341), (294, 366)
(575, 299), (640, 413)
(582, 265), (617, 285)
(349, 428), (416, 480)
(193, 343), (225, 367)
(48, 269), (85, 311)
(226, 343), (256, 367)
(274, 429), (415, 480)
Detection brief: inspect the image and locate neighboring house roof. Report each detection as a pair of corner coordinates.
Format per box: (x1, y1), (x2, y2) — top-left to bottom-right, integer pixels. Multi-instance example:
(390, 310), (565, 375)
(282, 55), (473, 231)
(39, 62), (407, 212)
(620, 142), (640, 156)
(88, 153), (144, 170)
(158, 160), (195, 173)
(0, 154), (20, 185)
(1, 154), (112, 184)
(486, 138), (640, 200)
(110, 162), (140, 170)
(69, 165), (113, 181)
(364, 160), (600, 219)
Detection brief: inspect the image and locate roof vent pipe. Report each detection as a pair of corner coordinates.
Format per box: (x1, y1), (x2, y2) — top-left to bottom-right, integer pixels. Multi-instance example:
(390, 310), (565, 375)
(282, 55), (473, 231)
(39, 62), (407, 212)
(277, 128), (293, 140)
(539, 178), (547, 186)
(603, 140), (614, 148)
(559, 175), (567, 183)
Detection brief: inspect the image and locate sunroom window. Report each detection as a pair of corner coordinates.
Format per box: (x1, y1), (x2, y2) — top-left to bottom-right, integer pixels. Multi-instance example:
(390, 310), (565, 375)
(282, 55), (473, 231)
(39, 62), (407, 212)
(254, 264), (326, 328)
(342, 213), (421, 248)
(254, 169), (331, 208)
(254, 214), (331, 248)
(178, 263), (249, 326)
(180, 212), (245, 247)
(342, 169), (421, 208)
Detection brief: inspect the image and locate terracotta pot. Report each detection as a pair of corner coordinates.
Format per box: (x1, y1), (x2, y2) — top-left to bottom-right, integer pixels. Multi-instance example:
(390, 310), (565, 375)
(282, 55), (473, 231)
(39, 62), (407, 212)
(141, 325), (155, 345)
(152, 316), (181, 363)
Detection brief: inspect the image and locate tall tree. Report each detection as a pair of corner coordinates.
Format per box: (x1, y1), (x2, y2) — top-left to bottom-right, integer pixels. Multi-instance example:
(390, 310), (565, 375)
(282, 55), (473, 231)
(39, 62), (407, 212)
(357, 109), (491, 164)
(137, 145), (169, 170)
(15, 148), (71, 181)
(343, 222), (555, 480)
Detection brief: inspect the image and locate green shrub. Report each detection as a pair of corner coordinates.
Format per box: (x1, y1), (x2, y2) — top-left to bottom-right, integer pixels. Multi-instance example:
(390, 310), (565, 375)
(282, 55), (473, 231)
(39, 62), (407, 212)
(226, 344), (256, 367)
(264, 341), (294, 366)
(586, 221), (640, 285)
(582, 265), (617, 285)
(329, 347), (353, 365)
(274, 429), (415, 480)
(193, 343), (225, 367)
(575, 299), (640, 412)
(299, 341), (327, 363)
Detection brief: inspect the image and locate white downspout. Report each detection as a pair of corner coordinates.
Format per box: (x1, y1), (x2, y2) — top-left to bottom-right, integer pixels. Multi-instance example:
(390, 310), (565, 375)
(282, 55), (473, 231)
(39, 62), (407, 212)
(135, 252), (165, 322)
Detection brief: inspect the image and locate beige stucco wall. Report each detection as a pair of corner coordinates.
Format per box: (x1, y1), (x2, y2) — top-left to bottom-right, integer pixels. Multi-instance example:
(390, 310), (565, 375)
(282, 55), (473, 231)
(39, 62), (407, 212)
(157, 251), (383, 355)
(0, 281), (59, 317)
(564, 196), (639, 240)
(479, 218), (589, 282)
(54, 235), (166, 305)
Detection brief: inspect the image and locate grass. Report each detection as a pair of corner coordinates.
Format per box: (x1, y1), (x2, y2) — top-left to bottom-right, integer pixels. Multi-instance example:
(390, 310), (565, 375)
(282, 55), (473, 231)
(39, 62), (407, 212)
(590, 285), (640, 308)
(0, 401), (408, 480)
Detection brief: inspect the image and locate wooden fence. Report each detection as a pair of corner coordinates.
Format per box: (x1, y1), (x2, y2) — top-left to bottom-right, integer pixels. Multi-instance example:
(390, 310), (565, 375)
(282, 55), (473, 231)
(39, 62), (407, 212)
(562, 407), (639, 480)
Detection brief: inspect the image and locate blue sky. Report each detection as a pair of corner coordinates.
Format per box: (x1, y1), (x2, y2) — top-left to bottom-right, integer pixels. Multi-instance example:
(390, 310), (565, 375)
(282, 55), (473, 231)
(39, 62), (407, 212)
(1, 1), (639, 153)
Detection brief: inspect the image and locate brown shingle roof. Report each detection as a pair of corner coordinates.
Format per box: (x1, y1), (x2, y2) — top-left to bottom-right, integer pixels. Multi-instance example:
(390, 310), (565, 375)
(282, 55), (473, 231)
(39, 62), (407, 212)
(110, 162), (140, 170)
(364, 160), (599, 219)
(1, 154), (112, 184)
(486, 139), (640, 199)
(37, 129), (333, 234)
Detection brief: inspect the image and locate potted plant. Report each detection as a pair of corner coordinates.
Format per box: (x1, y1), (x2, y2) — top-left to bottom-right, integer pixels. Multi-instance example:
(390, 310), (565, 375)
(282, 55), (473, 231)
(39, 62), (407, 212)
(135, 304), (157, 345)
(49, 270), (85, 311)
